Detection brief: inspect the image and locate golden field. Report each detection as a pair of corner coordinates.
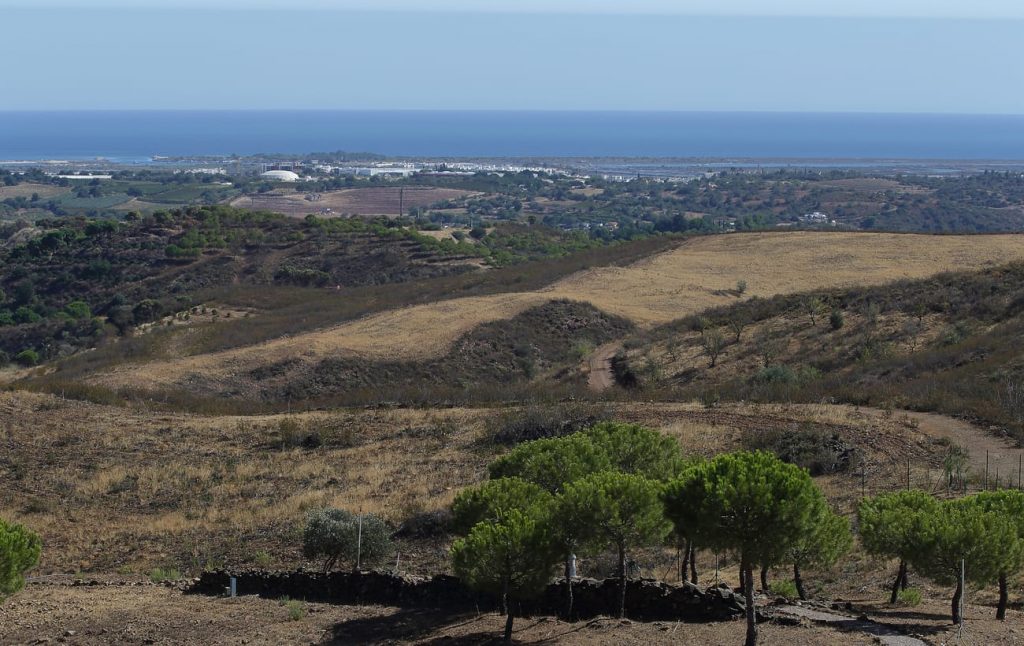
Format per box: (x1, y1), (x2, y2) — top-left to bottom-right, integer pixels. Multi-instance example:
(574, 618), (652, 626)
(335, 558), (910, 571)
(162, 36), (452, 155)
(89, 231), (1024, 392)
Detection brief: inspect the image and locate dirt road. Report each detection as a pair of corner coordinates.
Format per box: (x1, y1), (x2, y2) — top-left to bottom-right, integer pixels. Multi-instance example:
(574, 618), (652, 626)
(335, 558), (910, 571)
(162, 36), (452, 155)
(586, 342), (620, 391)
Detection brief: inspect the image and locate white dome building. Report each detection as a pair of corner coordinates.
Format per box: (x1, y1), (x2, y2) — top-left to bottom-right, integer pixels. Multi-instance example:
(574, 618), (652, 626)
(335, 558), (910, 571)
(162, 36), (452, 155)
(260, 170), (301, 182)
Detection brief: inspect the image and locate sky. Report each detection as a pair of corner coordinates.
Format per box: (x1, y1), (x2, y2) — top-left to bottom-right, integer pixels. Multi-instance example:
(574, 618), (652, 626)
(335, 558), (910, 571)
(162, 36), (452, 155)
(1, 1), (1021, 114)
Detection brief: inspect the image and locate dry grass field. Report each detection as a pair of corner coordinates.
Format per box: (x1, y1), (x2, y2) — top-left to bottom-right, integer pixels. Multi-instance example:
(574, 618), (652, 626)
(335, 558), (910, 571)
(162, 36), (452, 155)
(4, 390), (1023, 643)
(0, 390), (993, 575)
(92, 231), (1024, 392)
(0, 182), (69, 200)
(230, 187), (478, 218)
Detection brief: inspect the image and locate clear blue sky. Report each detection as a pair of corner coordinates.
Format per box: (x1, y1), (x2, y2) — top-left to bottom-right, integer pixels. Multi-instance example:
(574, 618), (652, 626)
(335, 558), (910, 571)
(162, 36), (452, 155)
(1, 0), (1021, 113)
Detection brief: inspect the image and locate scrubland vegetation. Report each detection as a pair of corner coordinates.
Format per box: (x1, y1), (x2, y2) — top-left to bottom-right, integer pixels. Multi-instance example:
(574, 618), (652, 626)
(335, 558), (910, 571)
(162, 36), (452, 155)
(5, 170), (1024, 644)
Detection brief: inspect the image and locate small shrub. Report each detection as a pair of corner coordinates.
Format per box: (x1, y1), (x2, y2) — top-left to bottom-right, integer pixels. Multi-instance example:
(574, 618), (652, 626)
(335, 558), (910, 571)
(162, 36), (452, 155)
(487, 402), (610, 445)
(149, 567), (181, 583)
(0, 519), (41, 602)
(829, 309), (844, 330)
(896, 587), (922, 606)
(394, 509), (452, 539)
(736, 279), (747, 295)
(14, 349), (39, 367)
(769, 580), (799, 599)
(743, 427), (856, 476)
(252, 550), (273, 568)
(283, 598), (305, 621)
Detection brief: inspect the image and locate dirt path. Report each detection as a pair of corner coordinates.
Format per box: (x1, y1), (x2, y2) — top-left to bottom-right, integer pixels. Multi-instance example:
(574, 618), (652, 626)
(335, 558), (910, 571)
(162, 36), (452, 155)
(861, 408), (1023, 486)
(774, 604), (927, 646)
(587, 342), (620, 391)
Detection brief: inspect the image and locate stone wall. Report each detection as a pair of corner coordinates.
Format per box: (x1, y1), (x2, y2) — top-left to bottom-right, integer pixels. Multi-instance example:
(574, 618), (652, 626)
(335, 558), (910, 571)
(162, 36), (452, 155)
(190, 570), (745, 621)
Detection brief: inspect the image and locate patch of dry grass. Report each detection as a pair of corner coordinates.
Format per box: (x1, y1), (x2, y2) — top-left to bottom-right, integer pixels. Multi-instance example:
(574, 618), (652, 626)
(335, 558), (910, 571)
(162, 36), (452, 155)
(91, 232), (1024, 392)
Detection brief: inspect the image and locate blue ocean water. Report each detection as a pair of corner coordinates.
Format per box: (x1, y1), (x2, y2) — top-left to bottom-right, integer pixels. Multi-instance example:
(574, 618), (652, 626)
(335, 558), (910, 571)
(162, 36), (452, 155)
(1, 111), (1022, 160)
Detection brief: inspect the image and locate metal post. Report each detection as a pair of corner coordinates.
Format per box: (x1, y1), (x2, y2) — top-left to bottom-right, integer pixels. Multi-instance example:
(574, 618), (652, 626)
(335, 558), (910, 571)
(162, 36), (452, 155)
(907, 459), (911, 490)
(229, 576), (237, 598)
(1019, 454), (1022, 490)
(986, 451), (990, 490)
(356, 513), (363, 571)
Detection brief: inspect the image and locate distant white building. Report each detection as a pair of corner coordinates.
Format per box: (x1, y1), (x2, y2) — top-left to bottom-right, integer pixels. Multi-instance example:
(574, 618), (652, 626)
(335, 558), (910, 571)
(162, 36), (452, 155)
(260, 170), (301, 182)
(801, 211), (829, 222)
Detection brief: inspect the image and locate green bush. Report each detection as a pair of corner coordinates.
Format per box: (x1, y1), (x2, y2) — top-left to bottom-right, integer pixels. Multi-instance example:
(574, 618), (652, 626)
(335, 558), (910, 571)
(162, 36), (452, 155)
(302, 508), (392, 572)
(742, 427), (856, 476)
(1, 519), (42, 602)
(896, 587), (922, 606)
(148, 567), (180, 583)
(14, 349), (39, 367)
(769, 580), (799, 599)
(829, 309), (844, 330)
(487, 402), (610, 445)
(282, 598), (305, 620)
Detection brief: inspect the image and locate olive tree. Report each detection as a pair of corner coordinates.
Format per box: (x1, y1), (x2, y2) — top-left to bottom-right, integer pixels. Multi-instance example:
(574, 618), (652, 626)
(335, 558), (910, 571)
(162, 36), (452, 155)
(965, 490), (1024, 619)
(451, 509), (558, 642)
(664, 451), (823, 646)
(1, 519), (41, 603)
(302, 508), (392, 572)
(560, 471), (671, 618)
(858, 490), (940, 603)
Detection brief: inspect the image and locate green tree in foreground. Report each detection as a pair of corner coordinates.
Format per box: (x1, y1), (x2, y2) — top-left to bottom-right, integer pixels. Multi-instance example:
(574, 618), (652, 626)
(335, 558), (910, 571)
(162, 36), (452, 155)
(451, 477), (552, 536)
(911, 499), (1022, 624)
(664, 451), (822, 646)
(451, 510), (557, 642)
(560, 471), (671, 619)
(787, 500), (852, 600)
(858, 490), (940, 603)
(582, 422), (686, 482)
(1, 519), (41, 603)
(487, 434), (611, 494)
(302, 508), (392, 572)
(962, 491), (1024, 619)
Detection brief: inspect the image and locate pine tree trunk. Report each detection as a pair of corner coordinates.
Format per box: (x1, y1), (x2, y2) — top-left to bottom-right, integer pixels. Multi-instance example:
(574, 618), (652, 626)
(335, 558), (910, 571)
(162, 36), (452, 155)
(952, 576), (963, 625)
(689, 545), (698, 584)
(744, 560), (758, 646)
(738, 563), (746, 594)
(794, 562), (807, 601)
(617, 543), (627, 619)
(504, 610), (514, 642)
(900, 562), (909, 590)
(680, 542), (690, 585)
(760, 565), (769, 592)
(564, 555), (574, 620)
(889, 560), (905, 604)
(997, 572), (1008, 620)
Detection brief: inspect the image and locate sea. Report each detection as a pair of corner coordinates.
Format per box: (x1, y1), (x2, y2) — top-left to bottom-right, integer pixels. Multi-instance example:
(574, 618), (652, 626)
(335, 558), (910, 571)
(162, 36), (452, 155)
(1, 111), (1023, 162)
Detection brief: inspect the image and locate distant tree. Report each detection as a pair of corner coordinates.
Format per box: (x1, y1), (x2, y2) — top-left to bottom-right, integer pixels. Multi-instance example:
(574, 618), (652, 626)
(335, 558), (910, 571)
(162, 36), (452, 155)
(702, 328), (726, 367)
(302, 508), (392, 572)
(802, 297), (826, 328)
(736, 279), (748, 295)
(64, 301), (91, 320)
(0, 519), (41, 603)
(728, 313), (749, 343)
(858, 490), (940, 603)
(664, 451), (823, 646)
(469, 226), (488, 240)
(754, 330), (784, 368)
(560, 471), (670, 618)
(451, 509), (557, 642)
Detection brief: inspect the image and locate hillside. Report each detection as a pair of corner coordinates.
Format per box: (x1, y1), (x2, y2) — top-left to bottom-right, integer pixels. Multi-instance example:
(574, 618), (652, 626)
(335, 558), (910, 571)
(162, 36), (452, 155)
(613, 261), (1024, 442)
(78, 231), (1024, 408)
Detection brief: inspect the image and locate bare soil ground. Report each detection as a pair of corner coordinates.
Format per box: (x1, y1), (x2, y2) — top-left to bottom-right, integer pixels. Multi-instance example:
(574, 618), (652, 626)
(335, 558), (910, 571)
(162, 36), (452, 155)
(91, 231), (1024, 392)
(0, 582), (871, 646)
(231, 187), (478, 218)
(3, 580), (1021, 645)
